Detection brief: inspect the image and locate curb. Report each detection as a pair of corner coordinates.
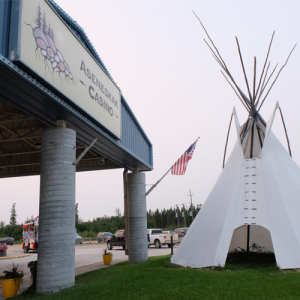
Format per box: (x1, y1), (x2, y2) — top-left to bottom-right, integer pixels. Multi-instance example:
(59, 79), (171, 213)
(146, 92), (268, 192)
(75, 258), (122, 269)
(75, 261), (103, 269)
(0, 254), (30, 260)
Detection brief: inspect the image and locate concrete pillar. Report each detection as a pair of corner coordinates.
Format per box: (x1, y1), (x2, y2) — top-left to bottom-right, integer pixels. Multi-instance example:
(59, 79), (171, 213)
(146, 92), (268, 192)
(123, 169), (129, 255)
(127, 171), (148, 263)
(37, 127), (76, 294)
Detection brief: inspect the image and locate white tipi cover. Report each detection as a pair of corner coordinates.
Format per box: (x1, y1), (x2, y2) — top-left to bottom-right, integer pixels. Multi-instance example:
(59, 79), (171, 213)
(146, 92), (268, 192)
(171, 104), (300, 269)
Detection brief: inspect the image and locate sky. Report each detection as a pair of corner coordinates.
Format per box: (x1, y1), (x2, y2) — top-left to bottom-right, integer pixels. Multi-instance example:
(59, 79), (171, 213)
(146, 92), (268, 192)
(1, 0), (300, 225)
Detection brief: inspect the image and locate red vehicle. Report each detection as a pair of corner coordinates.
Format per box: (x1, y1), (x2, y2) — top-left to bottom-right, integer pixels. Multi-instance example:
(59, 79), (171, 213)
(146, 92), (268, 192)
(22, 216), (39, 253)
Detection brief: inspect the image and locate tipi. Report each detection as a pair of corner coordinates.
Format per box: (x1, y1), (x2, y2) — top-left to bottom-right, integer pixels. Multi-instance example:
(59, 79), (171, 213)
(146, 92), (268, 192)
(171, 15), (299, 269)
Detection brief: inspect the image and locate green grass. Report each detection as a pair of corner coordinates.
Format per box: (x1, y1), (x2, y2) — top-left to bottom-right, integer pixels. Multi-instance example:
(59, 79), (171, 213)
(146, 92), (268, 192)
(12, 255), (300, 300)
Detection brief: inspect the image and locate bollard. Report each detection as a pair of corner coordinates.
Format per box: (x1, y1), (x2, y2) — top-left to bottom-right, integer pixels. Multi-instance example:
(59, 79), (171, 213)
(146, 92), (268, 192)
(171, 235), (173, 255)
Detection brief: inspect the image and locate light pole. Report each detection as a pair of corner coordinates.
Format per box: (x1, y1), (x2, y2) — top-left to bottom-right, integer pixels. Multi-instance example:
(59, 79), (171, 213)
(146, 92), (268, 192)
(188, 189), (194, 222)
(181, 204), (186, 227)
(175, 205), (180, 227)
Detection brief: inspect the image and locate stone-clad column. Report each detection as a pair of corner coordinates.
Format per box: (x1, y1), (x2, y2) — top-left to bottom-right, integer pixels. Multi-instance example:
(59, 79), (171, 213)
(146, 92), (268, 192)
(37, 126), (76, 294)
(127, 171), (148, 263)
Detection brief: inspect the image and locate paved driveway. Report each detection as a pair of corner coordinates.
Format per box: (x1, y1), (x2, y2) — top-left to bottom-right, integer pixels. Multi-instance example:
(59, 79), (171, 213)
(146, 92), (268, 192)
(0, 243), (176, 276)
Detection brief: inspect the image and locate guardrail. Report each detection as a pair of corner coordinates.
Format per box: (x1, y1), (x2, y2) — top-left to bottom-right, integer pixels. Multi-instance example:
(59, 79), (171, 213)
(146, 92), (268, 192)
(82, 237), (98, 244)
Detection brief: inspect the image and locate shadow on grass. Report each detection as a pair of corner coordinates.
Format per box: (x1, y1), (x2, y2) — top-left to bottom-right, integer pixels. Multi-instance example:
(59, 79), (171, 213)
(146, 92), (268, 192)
(165, 252), (279, 271)
(225, 252), (278, 271)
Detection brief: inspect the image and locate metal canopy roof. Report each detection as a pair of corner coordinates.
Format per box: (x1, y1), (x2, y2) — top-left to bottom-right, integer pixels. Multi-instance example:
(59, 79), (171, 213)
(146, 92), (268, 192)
(0, 95), (120, 178)
(0, 0), (153, 177)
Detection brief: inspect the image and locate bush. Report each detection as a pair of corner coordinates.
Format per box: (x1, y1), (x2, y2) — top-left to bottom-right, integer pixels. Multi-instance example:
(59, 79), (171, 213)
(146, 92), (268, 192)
(1, 225), (22, 240)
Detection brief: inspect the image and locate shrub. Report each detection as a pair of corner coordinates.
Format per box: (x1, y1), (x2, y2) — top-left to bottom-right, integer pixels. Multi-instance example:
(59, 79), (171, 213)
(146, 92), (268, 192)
(0, 244), (8, 252)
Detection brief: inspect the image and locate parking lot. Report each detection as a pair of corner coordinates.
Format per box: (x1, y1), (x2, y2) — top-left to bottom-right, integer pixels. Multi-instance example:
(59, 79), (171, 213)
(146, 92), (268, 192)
(0, 243), (177, 299)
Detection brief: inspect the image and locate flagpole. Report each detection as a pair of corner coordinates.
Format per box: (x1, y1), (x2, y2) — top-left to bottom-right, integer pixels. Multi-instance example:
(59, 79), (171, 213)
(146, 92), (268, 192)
(145, 166), (172, 196)
(145, 137), (200, 197)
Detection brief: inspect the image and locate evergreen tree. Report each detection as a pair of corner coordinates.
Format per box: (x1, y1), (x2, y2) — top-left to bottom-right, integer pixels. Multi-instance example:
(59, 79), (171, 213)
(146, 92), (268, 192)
(115, 207), (121, 218)
(0, 221), (5, 230)
(9, 203), (17, 226)
(24, 215), (34, 223)
(0, 221), (5, 236)
(75, 203), (79, 227)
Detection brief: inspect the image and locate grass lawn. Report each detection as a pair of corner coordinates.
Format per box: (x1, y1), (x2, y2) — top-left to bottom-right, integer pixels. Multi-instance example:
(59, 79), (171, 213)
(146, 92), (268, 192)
(13, 254), (300, 300)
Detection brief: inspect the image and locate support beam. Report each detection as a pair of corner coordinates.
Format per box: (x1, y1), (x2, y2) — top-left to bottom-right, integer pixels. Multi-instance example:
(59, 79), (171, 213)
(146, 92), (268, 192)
(0, 150), (40, 157)
(37, 127), (76, 294)
(0, 117), (35, 124)
(0, 135), (41, 142)
(127, 171), (148, 263)
(0, 162), (40, 169)
(73, 138), (97, 165)
(247, 225), (250, 253)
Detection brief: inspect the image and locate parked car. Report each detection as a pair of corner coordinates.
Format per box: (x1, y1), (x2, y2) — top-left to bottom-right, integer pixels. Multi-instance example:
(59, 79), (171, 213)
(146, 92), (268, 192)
(0, 237), (14, 245)
(107, 230), (125, 250)
(175, 227), (189, 242)
(75, 233), (83, 244)
(97, 232), (113, 243)
(147, 229), (178, 248)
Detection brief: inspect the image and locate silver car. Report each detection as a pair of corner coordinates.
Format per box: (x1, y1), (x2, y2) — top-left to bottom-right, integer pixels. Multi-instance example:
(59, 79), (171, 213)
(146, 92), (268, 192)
(97, 232), (113, 243)
(75, 233), (83, 244)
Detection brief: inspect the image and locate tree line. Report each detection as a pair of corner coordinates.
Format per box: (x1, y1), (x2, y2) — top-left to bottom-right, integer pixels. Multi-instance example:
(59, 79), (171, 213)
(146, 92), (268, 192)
(76, 204), (201, 237)
(0, 203), (202, 240)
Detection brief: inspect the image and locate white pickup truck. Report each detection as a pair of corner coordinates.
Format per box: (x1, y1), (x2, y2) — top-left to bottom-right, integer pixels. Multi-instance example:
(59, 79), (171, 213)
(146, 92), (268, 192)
(147, 228), (178, 248)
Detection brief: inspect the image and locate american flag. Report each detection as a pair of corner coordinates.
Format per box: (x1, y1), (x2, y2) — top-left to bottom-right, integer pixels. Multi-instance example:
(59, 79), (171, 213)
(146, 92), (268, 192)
(171, 140), (198, 175)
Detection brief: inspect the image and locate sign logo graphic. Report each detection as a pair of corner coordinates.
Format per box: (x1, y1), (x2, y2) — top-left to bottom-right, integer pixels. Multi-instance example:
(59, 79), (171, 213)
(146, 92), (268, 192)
(25, 3), (76, 85)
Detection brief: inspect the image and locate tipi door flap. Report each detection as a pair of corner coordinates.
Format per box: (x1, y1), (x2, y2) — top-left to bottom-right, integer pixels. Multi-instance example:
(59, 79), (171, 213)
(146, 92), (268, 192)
(259, 101), (279, 157)
(249, 225), (274, 252)
(228, 225), (247, 252)
(233, 107), (241, 136)
(228, 225), (274, 253)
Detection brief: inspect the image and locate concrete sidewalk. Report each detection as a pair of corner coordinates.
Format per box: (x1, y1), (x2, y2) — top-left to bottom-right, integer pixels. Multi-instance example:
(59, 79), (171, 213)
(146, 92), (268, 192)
(0, 257), (127, 299)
